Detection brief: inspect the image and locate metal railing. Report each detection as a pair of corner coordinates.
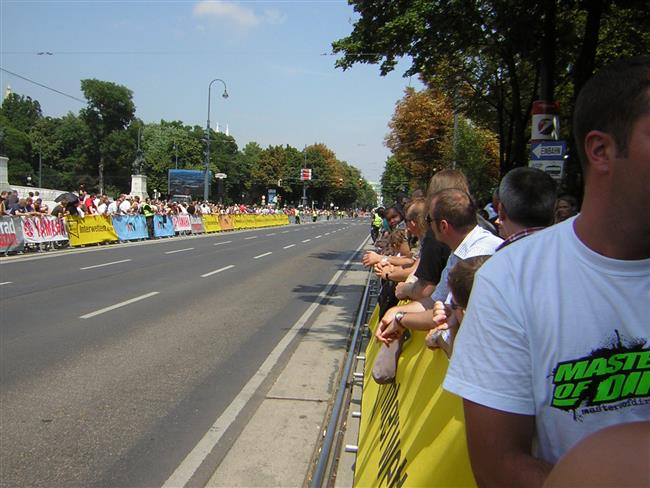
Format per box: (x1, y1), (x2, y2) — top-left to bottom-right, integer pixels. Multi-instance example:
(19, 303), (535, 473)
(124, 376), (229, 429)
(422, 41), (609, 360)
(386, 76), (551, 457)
(310, 271), (376, 488)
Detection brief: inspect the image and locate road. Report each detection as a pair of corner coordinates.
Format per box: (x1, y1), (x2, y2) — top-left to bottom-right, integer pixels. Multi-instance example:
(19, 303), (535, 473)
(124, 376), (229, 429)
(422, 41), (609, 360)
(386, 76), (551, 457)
(0, 219), (369, 487)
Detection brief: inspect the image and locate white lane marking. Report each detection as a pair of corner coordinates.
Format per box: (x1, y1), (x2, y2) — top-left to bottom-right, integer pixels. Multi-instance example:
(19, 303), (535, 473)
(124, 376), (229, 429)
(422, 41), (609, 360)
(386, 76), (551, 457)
(254, 252), (272, 259)
(162, 235), (369, 488)
(80, 291), (159, 319)
(0, 281), (12, 285)
(324, 233), (330, 236)
(244, 236), (258, 240)
(283, 244), (295, 249)
(201, 265), (235, 278)
(301, 239), (311, 243)
(315, 235), (322, 239)
(213, 241), (232, 246)
(281, 231), (289, 234)
(164, 247), (194, 254)
(265, 233), (276, 236)
(80, 259), (132, 270)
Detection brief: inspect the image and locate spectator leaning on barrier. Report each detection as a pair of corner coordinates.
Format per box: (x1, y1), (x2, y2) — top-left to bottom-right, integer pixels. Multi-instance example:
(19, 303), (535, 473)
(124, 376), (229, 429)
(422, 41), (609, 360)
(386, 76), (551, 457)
(494, 166), (557, 250)
(375, 188), (503, 345)
(0, 191), (8, 215)
(443, 56), (650, 488)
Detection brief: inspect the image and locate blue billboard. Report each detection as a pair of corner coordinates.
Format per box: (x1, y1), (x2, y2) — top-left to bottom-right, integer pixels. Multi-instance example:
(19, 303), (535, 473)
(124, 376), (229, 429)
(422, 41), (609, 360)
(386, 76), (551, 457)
(168, 169), (212, 199)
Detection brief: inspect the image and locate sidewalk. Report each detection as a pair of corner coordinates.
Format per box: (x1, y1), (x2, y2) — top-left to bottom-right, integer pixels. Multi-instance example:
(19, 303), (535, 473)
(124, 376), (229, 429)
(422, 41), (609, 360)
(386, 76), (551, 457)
(204, 257), (369, 487)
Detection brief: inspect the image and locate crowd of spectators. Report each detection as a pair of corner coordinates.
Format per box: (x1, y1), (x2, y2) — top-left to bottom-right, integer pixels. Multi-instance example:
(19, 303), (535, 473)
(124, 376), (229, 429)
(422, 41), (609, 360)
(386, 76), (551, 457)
(363, 57), (649, 488)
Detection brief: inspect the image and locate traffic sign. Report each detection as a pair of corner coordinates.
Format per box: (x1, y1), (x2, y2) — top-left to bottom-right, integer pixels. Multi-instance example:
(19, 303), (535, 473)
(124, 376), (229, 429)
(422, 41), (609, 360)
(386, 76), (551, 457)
(300, 168), (312, 181)
(529, 160), (565, 181)
(531, 141), (567, 160)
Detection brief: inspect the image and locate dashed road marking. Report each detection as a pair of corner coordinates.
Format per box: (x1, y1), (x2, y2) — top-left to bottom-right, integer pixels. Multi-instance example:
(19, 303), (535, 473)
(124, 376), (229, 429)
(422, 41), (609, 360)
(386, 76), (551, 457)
(80, 291), (159, 319)
(80, 259), (132, 270)
(201, 264), (236, 278)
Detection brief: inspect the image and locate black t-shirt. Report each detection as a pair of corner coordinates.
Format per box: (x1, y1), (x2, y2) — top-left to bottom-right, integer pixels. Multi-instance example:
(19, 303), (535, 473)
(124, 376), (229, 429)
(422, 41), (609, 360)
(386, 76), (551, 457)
(414, 228), (450, 285)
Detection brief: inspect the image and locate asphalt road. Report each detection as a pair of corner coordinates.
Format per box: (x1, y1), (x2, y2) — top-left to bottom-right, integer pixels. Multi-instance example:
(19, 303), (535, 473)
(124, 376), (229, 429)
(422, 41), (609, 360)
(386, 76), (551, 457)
(0, 219), (369, 487)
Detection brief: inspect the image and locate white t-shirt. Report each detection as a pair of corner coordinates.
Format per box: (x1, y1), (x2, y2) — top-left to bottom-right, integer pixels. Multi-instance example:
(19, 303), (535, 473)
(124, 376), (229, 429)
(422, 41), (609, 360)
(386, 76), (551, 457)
(107, 201), (118, 215)
(444, 216), (650, 463)
(119, 200), (132, 214)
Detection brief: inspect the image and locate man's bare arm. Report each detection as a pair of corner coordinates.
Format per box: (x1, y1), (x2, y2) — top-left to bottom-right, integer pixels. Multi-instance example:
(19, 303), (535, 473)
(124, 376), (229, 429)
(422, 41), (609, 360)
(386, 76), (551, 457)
(463, 400), (553, 488)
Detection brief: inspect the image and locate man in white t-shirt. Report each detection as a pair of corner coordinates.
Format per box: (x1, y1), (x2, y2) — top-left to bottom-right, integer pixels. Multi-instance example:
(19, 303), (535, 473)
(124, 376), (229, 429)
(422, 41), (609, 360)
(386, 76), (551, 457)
(444, 57), (650, 487)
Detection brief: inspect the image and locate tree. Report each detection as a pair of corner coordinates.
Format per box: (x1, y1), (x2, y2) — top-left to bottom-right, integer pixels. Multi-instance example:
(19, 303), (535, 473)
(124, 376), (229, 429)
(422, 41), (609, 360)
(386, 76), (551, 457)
(380, 156), (410, 205)
(1, 93), (42, 132)
(332, 0), (649, 189)
(385, 87), (453, 188)
(80, 79), (136, 193)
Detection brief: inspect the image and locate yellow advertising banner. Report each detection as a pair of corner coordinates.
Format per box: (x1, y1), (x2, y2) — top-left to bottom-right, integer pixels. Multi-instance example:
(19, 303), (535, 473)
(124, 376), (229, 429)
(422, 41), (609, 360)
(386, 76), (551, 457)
(65, 215), (119, 246)
(355, 306), (476, 488)
(219, 215), (234, 231)
(201, 215), (222, 233)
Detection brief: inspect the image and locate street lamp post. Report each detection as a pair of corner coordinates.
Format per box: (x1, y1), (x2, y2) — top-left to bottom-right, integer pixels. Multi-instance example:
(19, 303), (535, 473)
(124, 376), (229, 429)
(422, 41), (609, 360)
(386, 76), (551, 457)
(204, 78), (229, 202)
(173, 142), (178, 169)
(38, 146), (42, 188)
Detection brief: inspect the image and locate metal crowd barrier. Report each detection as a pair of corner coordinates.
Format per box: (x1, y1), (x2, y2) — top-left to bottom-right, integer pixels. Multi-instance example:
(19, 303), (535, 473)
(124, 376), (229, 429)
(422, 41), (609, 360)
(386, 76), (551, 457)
(310, 271), (378, 488)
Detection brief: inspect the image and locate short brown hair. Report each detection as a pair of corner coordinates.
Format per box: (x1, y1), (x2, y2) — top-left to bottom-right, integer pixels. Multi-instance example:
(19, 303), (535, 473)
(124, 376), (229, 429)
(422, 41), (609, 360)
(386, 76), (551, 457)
(404, 197), (427, 235)
(573, 56), (650, 169)
(427, 169), (470, 197)
(448, 255), (491, 309)
(432, 188), (477, 232)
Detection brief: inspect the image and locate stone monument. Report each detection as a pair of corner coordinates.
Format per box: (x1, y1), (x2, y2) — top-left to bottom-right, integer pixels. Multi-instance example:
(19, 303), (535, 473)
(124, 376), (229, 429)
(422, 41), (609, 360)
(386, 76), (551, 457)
(129, 141), (149, 200)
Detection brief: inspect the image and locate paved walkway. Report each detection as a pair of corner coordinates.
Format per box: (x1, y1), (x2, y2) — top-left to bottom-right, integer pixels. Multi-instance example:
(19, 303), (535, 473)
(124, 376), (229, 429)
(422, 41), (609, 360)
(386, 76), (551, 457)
(204, 255), (369, 487)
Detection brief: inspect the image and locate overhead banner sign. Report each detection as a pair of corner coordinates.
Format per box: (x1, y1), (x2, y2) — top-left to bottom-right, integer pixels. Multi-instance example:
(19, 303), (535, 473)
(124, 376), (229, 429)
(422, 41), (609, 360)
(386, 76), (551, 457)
(0, 216), (25, 253)
(153, 215), (175, 238)
(20, 216), (68, 243)
(66, 215), (118, 246)
(111, 215), (148, 241)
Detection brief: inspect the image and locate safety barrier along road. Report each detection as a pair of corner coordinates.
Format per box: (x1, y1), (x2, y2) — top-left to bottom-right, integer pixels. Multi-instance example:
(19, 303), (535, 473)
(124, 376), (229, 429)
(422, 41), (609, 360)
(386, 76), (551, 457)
(0, 213), (290, 253)
(352, 303), (477, 488)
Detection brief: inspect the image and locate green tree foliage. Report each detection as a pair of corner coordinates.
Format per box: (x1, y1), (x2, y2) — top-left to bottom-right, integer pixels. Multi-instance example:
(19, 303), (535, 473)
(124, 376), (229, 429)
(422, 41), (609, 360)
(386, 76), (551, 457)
(380, 156), (409, 205)
(80, 79), (136, 193)
(1, 93), (42, 132)
(332, 0), (649, 192)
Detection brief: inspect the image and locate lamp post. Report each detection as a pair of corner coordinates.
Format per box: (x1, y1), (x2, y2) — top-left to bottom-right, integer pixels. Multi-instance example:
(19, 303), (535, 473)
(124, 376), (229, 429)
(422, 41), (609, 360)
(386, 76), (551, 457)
(204, 78), (229, 202)
(173, 142), (178, 169)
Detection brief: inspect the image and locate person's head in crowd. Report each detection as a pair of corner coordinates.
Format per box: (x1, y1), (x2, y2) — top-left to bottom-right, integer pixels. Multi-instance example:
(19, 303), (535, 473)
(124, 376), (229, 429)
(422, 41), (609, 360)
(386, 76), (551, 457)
(573, 55), (649, 255)
(387, 229), (409, 256)
(384, 206), (403, 229)
(427, 169), (470, 197)
(497, 167), (556, 239)
(410, 188), (425, 199)
(28, 191), (34, 198)
(554, 194), (578, 223)
(447, 255), (492, 324)
(429, 189), (477, 248)
(403, 197), (427, 240)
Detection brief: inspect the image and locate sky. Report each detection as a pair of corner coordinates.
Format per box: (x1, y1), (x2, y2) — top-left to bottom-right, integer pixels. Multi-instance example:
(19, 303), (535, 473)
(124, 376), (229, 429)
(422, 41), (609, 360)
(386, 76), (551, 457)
(0, 0), (423, 183)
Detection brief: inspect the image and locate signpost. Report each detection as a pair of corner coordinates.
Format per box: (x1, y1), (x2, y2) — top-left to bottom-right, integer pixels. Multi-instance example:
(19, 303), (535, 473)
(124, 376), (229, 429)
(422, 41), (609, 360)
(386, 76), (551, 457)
(529, 140), (566, 181)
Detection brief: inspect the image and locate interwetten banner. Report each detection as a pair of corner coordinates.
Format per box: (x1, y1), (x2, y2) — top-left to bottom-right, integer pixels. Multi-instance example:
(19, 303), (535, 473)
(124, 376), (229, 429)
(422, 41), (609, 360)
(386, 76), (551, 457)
(153, 215), (175, 238)
(111, 215), (148, 241)
(201, 214), (221, 233)
(65, 215), (118, 246)
(20, 216), (68, 243)
(172, 215), (191, 233)
(0, 216), (25, 253)
(354, 305), (476, 488)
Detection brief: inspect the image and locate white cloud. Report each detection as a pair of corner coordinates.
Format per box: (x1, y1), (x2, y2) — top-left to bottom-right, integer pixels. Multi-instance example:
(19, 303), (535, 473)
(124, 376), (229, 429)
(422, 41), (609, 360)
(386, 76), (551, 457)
(193, 1), (284, 28)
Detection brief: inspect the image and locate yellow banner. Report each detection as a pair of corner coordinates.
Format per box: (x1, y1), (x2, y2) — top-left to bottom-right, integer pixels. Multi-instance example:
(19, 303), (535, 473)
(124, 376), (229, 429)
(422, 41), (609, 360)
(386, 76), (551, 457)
(219, 215), (234, 231)
(355, 306), (476, 488)
(65, 215), (119, 246)
(201, 215), (222, 233)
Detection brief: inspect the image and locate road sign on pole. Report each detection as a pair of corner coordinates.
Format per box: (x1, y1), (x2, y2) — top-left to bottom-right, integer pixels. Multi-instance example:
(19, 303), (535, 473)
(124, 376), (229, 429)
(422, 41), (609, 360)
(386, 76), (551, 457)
(531, 141), (567, 160)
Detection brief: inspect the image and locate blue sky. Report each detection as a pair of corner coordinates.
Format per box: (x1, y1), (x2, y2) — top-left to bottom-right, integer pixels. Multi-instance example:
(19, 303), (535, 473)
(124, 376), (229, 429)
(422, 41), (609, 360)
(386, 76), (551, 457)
(0, 0), (422, 182)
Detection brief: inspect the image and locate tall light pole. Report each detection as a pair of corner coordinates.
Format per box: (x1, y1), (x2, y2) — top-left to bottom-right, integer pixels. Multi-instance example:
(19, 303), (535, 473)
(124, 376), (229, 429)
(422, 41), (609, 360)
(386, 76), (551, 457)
(204, 78), (229, 202)
(173, 142), (178, 169)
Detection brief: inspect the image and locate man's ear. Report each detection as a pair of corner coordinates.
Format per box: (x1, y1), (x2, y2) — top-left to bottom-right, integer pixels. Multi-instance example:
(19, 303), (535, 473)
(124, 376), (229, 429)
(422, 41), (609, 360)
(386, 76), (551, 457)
(584, 130), (617, 175)
(497, 201), (507, 223)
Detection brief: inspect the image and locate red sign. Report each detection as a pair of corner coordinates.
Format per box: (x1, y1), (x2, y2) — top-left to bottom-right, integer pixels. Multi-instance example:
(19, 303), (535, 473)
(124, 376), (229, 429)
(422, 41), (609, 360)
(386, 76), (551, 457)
(300, 168), (312, 181)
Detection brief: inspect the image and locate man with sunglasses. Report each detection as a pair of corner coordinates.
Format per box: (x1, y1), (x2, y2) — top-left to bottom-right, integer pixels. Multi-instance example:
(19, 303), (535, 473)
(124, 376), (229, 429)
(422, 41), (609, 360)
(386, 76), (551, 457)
(375, 188), (502, 344)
